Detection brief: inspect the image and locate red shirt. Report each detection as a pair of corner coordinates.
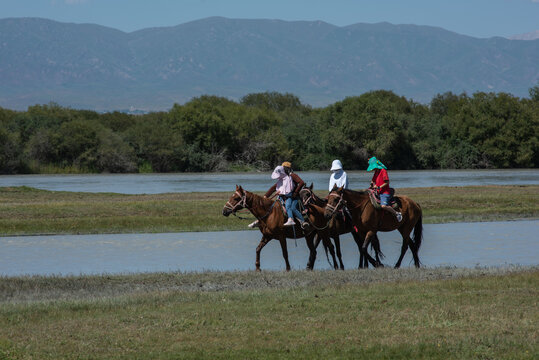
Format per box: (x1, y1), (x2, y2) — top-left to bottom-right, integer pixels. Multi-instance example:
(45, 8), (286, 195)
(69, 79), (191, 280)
(371, 169), (391, 195)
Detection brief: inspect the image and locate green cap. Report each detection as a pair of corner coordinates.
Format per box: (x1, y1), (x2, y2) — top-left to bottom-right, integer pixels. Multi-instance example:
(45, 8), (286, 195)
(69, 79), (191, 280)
(367, 157), (387, 171)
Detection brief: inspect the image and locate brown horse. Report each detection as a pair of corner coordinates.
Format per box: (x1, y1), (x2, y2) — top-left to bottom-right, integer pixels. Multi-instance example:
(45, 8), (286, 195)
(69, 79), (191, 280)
(299, 184), (384, 269)
(325, 187), (423, 268)
(222, 185), (338, 271)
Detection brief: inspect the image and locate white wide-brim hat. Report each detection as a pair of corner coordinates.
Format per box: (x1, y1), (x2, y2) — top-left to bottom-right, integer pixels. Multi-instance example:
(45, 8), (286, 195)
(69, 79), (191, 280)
(330, 159), (343, 171)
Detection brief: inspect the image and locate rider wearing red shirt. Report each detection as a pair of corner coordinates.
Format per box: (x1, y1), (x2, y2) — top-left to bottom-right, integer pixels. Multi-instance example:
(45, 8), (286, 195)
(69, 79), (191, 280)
(367, 157), (402, 222)
(371, 168), (391, 195)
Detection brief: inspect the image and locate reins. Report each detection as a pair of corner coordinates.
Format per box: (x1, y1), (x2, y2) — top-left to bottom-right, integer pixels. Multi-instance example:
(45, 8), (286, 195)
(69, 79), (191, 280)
(300, 188), (331, 231)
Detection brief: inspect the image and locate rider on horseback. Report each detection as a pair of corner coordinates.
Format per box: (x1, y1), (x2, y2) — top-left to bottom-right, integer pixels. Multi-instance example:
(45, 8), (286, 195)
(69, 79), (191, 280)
(265, 162), (307, 228)
(367, 157), (403, 222)
(329, 159), (349, 191)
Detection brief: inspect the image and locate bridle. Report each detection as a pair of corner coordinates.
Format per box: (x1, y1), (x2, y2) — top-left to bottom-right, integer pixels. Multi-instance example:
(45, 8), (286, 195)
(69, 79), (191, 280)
(325, 191), (345, 216)
(224, 189), (277, 222)
(224, 190), (248, 214)
(300, 188), (315, 207)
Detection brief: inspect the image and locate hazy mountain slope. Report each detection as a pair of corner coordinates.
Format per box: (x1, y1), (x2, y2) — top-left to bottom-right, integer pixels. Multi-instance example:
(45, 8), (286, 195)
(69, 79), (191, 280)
(0, 17), (537, 110)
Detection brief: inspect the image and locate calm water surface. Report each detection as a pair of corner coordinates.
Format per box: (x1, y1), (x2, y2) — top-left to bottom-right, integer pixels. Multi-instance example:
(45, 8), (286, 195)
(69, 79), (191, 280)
(0, 169), (537, 194)
(1, 221), (537, 276)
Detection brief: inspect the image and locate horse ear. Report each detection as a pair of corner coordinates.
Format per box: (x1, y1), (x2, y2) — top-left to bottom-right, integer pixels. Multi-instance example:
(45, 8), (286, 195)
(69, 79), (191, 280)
(338, 186), (344, 193)
(238, 185), (244, 192)
(235, 184), (239, 190)
(331, 184), (338, 191)
(309, 183), (313, 190)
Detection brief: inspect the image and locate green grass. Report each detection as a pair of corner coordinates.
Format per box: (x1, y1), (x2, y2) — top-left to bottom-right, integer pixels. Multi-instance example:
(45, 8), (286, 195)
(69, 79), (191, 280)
(0, 185), (537, 235)
(0, 267), (537, 359)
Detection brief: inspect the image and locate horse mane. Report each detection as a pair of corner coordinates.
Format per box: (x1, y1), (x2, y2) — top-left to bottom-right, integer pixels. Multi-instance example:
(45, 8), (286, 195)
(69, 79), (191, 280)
(340, 188), (370, 206)
(344, 188), (369, 196)
(312, 191), (327, 205)
(245, 190), (275, 210)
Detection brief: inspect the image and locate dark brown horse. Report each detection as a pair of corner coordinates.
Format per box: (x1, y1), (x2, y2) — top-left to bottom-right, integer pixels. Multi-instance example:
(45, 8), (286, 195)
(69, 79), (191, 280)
(299, 184), (384, 269)
(325, 187), (423, 268)
(223, 185), (338, 271)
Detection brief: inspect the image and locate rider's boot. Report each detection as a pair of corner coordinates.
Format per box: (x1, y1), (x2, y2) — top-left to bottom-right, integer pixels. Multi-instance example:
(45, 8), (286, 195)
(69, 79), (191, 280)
(248, 220), (259, 228)
(284, 218), (295, 226)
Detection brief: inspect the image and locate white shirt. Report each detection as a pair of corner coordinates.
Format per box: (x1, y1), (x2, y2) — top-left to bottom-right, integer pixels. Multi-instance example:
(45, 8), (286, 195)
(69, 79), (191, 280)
(329, 170), (349, 191)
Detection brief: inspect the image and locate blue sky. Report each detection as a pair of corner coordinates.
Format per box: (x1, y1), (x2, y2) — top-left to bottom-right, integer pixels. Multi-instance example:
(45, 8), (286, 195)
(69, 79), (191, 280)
(1, 0), (538, 38)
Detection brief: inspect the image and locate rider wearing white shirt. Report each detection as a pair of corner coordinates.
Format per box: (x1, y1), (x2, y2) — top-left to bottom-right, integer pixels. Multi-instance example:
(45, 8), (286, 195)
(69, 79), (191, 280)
(329, 159), (349, 190)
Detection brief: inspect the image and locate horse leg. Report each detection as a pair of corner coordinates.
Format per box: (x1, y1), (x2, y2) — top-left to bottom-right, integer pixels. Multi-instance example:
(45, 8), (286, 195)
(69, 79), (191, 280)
(278, 236), (291, 271)
(328, 236), (339, 270)
(362, 231), (382, 268)
(255, 236), (271, 271)
(394, 240), (409, 268)
(333, 235), (345, 270)
(319, 234), (338, 270)
(305, 233), (317, 270)
(409, 238), (420, 268)
(371, 234), (384, 267)
(396, 224), (421, 268)
(351, 231), (365, 269)
(315, 232), (338, 270)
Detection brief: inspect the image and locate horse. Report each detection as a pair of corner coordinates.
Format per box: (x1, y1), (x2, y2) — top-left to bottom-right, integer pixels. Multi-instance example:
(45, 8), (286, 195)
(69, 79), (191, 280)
(222, 185), (339, 271)
(299, 184), (384, 269)
(325, 186), (423, 268)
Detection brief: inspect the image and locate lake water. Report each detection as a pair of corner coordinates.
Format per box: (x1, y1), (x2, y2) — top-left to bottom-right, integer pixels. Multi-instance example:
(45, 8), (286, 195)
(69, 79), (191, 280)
(1, 220), (537, 276)
(0, 169), (537, 194)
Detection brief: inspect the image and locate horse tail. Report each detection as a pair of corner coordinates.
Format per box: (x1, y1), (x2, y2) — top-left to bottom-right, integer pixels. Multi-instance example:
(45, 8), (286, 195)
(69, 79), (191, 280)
(370, 233), (385, 259)
(322, 239), (332, 266)
(412, 214), (423, 251)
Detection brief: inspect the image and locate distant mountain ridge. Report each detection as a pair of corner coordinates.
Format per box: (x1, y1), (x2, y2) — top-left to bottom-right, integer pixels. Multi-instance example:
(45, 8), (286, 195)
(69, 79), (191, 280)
(509, 30), (539, 41)
(0, 17), (537, 111)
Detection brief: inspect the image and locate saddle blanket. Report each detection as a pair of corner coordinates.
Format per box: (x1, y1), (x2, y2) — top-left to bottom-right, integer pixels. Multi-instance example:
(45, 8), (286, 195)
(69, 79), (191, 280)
(367, 188), (400, 210)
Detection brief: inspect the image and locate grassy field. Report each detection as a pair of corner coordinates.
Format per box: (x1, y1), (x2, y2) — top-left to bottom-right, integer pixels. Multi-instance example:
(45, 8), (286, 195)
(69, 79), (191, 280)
(0, 185), (537, 235)
(1, 186), (537, 358)
(0, 267), (537, 359)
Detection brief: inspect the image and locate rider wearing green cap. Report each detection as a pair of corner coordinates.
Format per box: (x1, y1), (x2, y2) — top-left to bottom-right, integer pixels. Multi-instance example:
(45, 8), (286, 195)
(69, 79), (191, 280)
(367, 157), (402, 222)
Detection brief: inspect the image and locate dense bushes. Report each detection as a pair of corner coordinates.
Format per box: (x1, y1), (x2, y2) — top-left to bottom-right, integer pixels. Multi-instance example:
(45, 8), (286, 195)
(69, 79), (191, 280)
(0, 88), (537, 174)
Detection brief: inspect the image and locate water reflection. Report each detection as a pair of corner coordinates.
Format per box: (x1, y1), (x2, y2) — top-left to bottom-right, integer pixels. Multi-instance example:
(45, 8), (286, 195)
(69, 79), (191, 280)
(1, 221), (537, 276)
(0, 169), (538, 194)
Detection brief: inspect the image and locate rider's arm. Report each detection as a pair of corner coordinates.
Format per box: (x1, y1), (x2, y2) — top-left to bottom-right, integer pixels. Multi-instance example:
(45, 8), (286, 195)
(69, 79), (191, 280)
(291, 173), (305, 197)
(264, 184), (277, 198)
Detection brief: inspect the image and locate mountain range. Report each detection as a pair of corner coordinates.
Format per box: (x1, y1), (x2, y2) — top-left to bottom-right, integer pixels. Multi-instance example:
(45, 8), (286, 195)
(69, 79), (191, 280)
(0, 17), (537, 111)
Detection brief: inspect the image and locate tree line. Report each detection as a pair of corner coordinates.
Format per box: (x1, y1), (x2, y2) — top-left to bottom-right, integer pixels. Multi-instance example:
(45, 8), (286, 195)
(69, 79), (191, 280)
(0, 87), (537, 174)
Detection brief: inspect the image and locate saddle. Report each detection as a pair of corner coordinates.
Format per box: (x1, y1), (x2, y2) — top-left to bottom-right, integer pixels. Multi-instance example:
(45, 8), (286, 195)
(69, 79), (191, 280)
(277, 196), (305, 218)
(367, 188), (401, 211)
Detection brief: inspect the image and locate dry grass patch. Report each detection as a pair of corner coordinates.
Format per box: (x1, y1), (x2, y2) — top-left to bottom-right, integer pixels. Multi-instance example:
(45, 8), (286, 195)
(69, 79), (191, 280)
(0, 185), (537, 235)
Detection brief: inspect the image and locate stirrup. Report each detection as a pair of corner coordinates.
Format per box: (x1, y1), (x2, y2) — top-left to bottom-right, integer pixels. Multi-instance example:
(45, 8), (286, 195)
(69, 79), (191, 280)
(396, 212), (403, 222)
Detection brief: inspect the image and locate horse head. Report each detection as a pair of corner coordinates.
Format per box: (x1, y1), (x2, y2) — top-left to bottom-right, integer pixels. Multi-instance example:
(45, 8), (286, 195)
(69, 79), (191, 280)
(222, 185), (248, 216)
(299, 183), (315, 206)
(325, 185), (345, 220)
